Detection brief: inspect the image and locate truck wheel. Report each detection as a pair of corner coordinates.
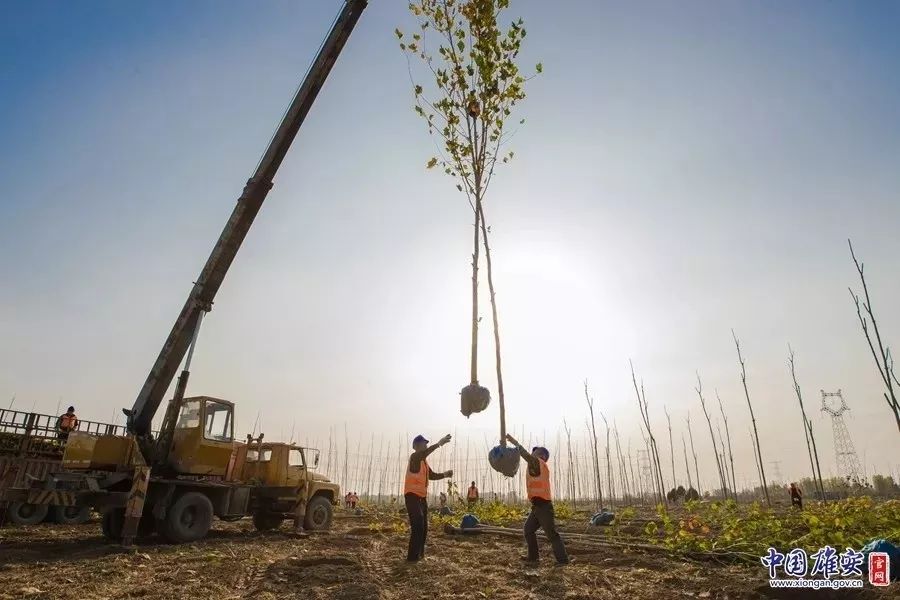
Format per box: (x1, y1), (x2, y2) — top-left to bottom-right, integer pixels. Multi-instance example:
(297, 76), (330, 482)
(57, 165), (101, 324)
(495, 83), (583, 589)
(53, 505), (91, 525)
(102, 509), (125, 540)
(304, 496), (333, 531)
(8, 502), (49, 525)
(160, 492), (213, 544)
(252, 512), (284, 531)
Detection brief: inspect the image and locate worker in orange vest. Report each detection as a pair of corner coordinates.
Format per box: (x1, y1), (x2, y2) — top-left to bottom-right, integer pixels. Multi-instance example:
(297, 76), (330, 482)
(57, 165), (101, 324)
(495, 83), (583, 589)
(505, 433), (570, 566)
(404, 433), (453, 562)
(466, 481), (479, 510)
(56, 406), (79, 440)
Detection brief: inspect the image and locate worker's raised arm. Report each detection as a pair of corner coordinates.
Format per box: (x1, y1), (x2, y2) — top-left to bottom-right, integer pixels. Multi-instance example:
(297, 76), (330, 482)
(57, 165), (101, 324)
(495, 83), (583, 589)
(506, 434), (539, 471)
(428, 468), (453, 481)
(412, 433), (452, 462)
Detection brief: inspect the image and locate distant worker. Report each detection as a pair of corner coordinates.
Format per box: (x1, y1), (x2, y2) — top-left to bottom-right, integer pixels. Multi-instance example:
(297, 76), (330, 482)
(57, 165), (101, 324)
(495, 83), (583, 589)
(344, 492), (352, 509)
(438, 491), (447, 509)
(505, 433), (570, 566)
(56, 406), (78, 440)
(404, 433), (453, 562)
(350, 492), (359, 509)
(467, 481), (479, 510)
(789, 482), (803, 509)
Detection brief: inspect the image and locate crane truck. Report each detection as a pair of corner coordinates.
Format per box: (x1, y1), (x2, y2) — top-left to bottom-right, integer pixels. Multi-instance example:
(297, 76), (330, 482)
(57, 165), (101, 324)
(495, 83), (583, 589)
(0, 0), (366, 545)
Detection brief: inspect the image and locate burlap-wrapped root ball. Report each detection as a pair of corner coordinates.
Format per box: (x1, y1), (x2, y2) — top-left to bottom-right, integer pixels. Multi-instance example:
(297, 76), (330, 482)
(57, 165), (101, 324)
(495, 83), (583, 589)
(460, 383), (491, 417)
(488, 445), (520, 477)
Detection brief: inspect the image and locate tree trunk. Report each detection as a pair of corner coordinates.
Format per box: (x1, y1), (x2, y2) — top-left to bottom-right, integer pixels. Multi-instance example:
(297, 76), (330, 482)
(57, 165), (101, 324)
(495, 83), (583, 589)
(476, 202), (506, 445)
(469, 207), (481, 384)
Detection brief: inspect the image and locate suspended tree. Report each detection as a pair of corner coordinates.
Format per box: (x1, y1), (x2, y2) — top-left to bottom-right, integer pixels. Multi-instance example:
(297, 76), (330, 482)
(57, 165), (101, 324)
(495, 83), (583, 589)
(848, 240), (900, 434)
(399, 1), (541, 471)
(733, 330), (770, 505)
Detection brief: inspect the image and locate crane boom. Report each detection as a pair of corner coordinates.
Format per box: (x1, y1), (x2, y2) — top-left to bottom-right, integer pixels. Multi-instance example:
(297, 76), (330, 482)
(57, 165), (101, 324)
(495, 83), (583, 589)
(127, 0), (367, 436)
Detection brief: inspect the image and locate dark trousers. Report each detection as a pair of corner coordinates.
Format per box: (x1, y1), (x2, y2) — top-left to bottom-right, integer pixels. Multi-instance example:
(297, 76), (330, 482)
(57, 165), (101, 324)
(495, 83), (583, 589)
(405, 493), (428, 561)
(524, 499), (568, 563)
(791, 496), (802, 509)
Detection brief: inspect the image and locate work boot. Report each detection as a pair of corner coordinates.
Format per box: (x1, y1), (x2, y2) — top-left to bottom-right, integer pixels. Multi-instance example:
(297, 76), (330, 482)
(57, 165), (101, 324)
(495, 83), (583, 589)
(521, 556), (539, 565)
(292, 527), (309, 538)
(554, 557), (574, 567)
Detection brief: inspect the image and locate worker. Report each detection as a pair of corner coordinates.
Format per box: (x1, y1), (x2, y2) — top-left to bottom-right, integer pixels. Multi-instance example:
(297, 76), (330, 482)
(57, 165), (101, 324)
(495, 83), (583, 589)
(56, 406), (79, 440)
(505, 433), (570, 566)
(789, 482), (803, 509)
(438, 491), (447, 509)
(292, 481), (310, 537)
(467, 481), (479, 510)
(350, 492), (359, 509)
(404, 433), (453, 562)
(344, 492), (352, 509)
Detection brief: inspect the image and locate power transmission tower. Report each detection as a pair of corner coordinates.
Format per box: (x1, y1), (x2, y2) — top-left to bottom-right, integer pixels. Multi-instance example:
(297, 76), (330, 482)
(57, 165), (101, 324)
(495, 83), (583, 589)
(821, 390), (864, 486)
(770, 460), (784, 485)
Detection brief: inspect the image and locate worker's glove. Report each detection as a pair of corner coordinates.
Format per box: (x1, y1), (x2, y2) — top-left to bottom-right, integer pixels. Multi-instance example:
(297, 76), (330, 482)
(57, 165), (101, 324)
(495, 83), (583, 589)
(439, 434), (452, 446)
(505, 433), (520, 447)
(444, 470), (454, 478)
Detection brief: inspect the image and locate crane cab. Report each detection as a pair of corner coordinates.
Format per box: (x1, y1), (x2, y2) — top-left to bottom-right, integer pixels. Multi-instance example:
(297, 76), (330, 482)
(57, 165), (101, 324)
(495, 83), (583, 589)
(168, 396), (235, 476)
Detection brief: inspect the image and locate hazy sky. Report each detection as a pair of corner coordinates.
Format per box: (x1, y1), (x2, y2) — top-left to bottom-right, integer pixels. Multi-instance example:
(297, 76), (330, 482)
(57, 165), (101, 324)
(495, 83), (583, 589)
(2, 1), (899, 492)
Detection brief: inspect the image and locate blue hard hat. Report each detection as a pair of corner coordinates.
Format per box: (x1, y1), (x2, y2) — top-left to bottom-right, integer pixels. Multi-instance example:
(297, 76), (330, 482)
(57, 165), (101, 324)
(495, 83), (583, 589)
(412, 434), (429, 446)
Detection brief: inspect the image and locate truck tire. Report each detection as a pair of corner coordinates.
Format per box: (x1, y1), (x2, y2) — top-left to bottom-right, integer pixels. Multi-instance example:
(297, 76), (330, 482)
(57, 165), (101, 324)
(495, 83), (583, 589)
(53, 505), (91, 525)
(304, 496), (333, 531)
(252, 512), (284, 531)
(160, 492), (213, 544)
(101, 509), (125, 540)
(8, 502), (49, 525)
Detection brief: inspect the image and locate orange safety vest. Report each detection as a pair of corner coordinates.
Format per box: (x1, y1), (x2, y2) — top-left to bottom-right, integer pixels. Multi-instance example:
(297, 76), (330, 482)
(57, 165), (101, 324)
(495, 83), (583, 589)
(467, 487), (478, 500)
(404, 458), (429, 498)
(526, 458), (551, 501)
(59, 414), (78, 431)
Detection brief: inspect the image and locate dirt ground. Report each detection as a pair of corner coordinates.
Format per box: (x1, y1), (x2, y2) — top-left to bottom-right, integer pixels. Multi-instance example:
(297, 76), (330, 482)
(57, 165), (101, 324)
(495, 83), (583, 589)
(0, 513), (894, 600)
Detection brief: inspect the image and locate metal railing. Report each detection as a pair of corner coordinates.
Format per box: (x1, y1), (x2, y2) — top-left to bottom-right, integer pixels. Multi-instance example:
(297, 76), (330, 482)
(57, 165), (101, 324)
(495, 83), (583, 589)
(0, 409), (126, 439)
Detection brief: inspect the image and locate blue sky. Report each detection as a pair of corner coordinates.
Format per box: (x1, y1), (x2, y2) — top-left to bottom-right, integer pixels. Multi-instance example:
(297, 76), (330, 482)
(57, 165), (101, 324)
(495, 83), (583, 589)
(2, 1), (899, 491)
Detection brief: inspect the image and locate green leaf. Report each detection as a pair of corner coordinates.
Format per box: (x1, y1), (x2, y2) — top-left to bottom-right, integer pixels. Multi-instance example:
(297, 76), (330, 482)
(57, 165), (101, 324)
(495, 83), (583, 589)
(414, 85), (423, 96)
(395, 28), (403, 39)
(426, 157), (438, 169)
(535, 62), (543, 74)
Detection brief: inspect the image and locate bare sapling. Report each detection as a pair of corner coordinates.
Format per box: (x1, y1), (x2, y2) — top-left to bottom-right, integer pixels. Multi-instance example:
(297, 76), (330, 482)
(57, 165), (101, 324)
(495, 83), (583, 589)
(715, 389), (738, 497)
(695, 373), (728, 499)
(665, 406), (677, 492)
(848, 240), (900, 434)
(686, 415), (701, 495)
(789, 346), (826, 502)
(584, 380), (604, 508)
(733, 330), (770, 505)
(630, 361), (667, 506)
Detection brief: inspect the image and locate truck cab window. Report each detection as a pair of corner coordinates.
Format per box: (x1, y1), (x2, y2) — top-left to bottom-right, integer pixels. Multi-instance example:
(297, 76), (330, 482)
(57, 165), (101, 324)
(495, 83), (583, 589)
(203, 401), (233, 442)
(176, 400), (201, 429)
(289, 449), (306, 467)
